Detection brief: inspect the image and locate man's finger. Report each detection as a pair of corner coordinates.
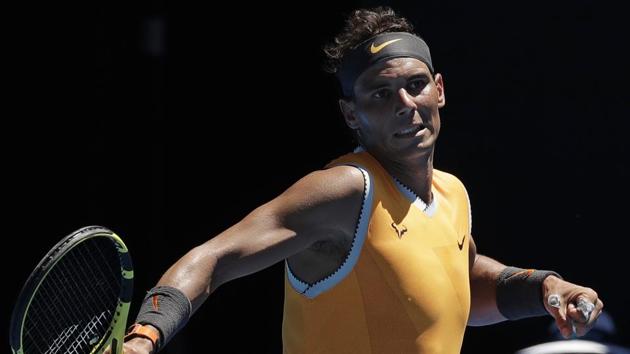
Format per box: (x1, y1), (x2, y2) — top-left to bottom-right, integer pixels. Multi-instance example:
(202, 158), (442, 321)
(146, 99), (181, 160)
(567, 302), (585, 323)
(577, 298), (595, 320)
(574, 298), (604, 337)
(566, 296), (602, 337)
(547, 294), (574, 338)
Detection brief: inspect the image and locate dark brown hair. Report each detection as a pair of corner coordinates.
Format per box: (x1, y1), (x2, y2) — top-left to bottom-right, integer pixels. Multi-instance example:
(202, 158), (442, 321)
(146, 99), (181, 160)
(323, 7), (416, 74)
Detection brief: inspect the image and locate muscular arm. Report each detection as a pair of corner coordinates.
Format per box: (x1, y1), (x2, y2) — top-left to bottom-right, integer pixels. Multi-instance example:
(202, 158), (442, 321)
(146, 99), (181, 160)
(467, 238), (509, 326)
(467, 237), (602, 335)
(156, 165), (365, 313)
(109, 166), (366, 353)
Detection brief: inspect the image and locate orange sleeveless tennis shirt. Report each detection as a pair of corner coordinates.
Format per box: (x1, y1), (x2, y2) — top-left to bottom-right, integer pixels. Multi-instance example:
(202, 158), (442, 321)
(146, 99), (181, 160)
(283, 152), (472, 353)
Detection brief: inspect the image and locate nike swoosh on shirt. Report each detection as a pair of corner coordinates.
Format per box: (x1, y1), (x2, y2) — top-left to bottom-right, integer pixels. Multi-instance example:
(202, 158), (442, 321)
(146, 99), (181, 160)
(457, 235), (466, 250)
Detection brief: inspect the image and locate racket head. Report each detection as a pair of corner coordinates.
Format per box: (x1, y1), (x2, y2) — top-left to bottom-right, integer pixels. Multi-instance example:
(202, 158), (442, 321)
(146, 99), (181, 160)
(9, 225), (133, 354)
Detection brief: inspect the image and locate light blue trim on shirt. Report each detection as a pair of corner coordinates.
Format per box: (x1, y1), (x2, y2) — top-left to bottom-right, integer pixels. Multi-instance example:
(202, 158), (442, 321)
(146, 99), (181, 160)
(287, 264), (309, 293)
(286, 164), (373, 299)
(354, 145), (438, 217)
(392, 177), (439, 217)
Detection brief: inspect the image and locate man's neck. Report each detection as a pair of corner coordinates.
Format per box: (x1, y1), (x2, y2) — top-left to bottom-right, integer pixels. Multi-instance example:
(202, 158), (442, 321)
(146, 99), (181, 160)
(372, 149), (434, 204)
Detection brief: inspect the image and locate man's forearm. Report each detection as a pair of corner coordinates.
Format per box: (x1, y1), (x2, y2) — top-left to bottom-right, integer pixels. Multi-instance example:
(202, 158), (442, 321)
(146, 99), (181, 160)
(468, 254), (507, 326)
(156, 243), (222, 313)
(469, 254), (565, 326)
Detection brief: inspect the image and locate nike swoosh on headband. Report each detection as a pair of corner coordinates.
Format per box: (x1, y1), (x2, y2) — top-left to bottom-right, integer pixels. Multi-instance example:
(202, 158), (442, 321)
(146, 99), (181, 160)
(370, 38), (403, 54)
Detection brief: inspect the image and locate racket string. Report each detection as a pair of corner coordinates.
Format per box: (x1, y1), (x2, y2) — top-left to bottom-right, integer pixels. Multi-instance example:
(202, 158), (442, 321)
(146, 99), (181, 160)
(28, 268), (87, 353)
(23, 237), (123, 353)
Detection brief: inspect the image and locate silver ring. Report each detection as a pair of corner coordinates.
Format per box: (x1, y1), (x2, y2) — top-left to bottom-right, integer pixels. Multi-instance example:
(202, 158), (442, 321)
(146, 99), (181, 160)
(576, 298), (595, 321)
(547, 294), (561, 308)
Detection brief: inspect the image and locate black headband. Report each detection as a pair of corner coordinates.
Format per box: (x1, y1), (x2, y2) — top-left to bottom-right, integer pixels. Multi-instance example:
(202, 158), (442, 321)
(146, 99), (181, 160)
(336, 32), (434, 97)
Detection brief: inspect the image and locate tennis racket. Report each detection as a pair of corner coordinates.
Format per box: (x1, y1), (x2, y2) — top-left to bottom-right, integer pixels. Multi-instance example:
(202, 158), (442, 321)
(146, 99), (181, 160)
(10, 225), (133, 354)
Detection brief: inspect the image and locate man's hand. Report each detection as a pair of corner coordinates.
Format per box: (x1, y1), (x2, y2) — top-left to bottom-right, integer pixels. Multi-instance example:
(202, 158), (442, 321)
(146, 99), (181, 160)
(542, 275), (604, 338)
(103, 337), (155, 354)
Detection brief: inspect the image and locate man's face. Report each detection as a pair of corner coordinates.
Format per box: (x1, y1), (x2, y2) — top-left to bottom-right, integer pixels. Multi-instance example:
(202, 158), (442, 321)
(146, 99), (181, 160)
(341, 58), (445, 161)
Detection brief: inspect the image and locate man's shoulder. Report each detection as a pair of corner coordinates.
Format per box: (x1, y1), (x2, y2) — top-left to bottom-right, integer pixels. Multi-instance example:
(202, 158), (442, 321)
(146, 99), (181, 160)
(274, 165), (365, 245)
(434, 168), (466, 188)
(302, 164), (366, 199)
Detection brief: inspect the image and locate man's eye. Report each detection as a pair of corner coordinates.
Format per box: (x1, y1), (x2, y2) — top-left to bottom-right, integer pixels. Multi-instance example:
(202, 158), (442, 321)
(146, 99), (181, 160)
(407, 80), (427, 93)
(373, 89), (390, 99)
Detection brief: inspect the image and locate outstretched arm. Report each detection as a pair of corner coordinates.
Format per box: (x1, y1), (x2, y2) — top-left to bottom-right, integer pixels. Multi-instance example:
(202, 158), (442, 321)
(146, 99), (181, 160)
(467, 236), (604, 338)
(106, 166), (365, 354)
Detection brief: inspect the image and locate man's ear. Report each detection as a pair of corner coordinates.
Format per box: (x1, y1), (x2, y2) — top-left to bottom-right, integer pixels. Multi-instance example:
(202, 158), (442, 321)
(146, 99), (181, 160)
(434, 73), (446, 108)
(339, 99), (359, 129)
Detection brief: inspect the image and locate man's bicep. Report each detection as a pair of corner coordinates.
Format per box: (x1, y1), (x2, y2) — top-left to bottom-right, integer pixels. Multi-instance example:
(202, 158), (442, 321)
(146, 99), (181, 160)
(209, 166), (365, 286)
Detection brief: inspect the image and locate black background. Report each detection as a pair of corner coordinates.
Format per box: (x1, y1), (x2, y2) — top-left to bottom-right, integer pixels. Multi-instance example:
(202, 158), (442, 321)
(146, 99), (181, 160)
(5, 0), (629, 353)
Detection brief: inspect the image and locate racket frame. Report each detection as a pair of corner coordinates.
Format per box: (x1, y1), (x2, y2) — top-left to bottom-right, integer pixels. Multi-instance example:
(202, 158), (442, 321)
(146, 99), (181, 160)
(9, 225), (134, 354)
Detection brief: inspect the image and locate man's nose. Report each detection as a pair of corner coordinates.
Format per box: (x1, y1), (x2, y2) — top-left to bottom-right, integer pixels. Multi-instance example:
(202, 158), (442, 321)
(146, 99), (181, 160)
(395, 88), (417, 117)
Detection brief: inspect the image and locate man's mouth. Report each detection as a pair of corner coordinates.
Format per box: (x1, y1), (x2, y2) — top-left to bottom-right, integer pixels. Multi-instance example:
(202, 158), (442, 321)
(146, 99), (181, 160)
(394, 124), (425, 138)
